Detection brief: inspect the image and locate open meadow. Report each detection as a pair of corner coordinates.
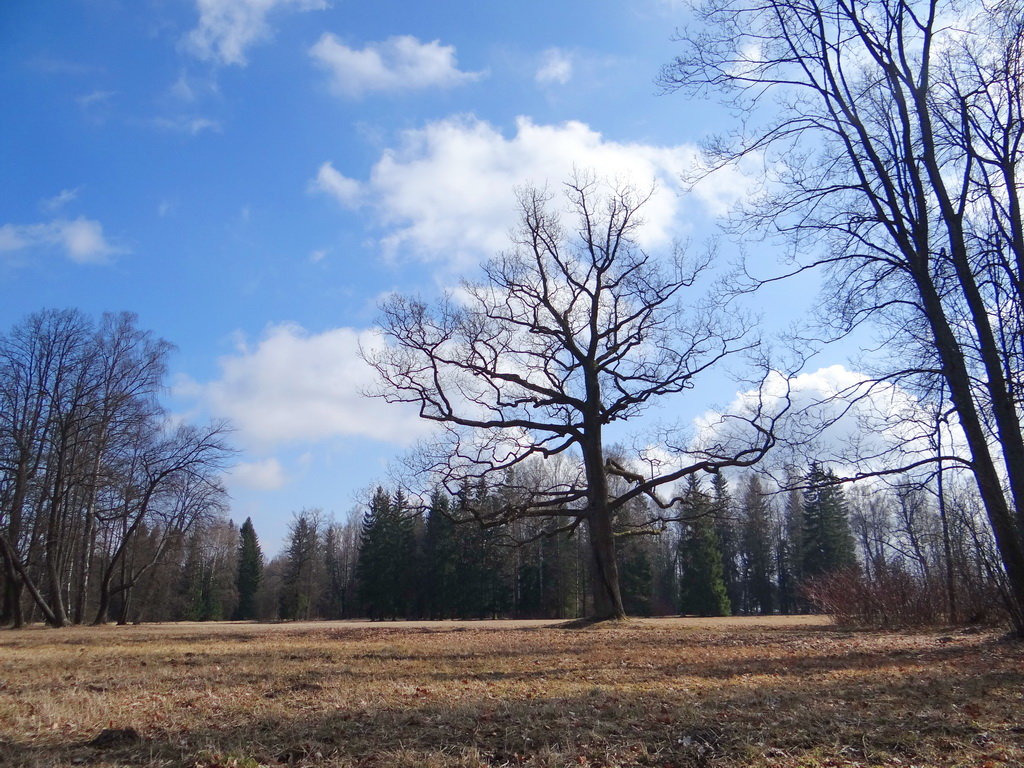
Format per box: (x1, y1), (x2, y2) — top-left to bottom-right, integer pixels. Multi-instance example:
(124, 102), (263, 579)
(0, 616), (1021, 768)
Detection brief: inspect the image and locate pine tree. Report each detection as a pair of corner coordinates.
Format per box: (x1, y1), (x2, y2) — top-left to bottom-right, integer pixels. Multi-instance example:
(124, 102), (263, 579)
(452, 483), (512, 618)
(801, 463), (857, 578)
(279, 512), (321, 620)
(424, 490), (459, 618)
(778, 479), (805, 613)
(619, 542), (654, 616)
(711, 473), (742, 612)
(356, 487), (391, 619)
(616, 497), (657, 616)
(678, 476), (731, 616)
(388, 489), (418, 617)
(235, 517), (263, 620)
(739, 474), (775, 615)
(356, 488), (418, 619)
(320, 522), (354, 620)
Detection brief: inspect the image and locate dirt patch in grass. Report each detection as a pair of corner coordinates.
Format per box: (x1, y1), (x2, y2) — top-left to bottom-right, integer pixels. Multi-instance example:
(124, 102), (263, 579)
(0, 617), (1020, 767)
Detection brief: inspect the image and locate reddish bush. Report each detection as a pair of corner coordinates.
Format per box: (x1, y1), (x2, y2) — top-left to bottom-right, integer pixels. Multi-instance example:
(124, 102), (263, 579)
(800, 567), (1002, 628)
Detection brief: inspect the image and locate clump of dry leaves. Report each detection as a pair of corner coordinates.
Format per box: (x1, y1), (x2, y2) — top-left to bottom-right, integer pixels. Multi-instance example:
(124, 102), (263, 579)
(0, 616), (1020, 767)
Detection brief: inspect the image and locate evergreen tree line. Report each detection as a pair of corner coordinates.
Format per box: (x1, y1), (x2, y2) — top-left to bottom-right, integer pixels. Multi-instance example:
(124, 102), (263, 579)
(123, 461), (1005, 625)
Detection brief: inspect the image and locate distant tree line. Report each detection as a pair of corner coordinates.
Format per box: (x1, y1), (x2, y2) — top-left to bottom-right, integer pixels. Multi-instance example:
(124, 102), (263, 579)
(91, 460), (1003, 626)
(0, 310), (1009, 628)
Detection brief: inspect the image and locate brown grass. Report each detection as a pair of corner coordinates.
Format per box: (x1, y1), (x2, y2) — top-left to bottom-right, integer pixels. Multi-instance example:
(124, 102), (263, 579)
(0, 616), (1021, 767)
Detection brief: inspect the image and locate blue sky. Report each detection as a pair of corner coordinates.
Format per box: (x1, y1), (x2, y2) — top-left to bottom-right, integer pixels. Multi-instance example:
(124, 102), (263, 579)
(1, 0), (853, 554)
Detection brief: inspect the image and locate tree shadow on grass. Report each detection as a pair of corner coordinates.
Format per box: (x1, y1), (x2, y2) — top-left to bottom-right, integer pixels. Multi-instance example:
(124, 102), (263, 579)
(3, 637), (1022, 768)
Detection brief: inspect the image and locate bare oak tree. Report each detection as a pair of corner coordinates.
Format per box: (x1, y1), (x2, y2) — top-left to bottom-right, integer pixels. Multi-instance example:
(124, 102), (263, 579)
(662, 0), (1024, 631)
(366, 177), (782, 618)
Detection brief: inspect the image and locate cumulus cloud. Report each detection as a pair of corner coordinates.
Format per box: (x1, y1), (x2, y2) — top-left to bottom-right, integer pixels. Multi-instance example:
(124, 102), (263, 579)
(183, 323), (431, 450)
(310, 161), (362, 208)
(186, 0), (328, 66)
(0, 217), (123, 264)
(229, 457), (288, 490)
(313, 115), (753, 270)
(535, 48), (573, 85)
(309, 33), (483, 97)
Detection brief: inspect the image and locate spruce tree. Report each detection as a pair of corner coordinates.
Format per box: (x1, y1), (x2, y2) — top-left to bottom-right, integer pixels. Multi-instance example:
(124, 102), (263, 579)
(801, 463), (857, 578)
(615, 497), (657, 616)
(678, 476), (731, 617)
(356, 487), (391, 619)
(279, 512), (321, 620)
(739, 474), (775, 615)
(778, 479), (805, 613)
(711, 473), (742, 612)
(424, 490), (459, 618)
(452, 482), (513, 618)
(387, 489), (418, 618)
(619, 543), (654, 616)
(355, 488), (418, 619)
(320, 523), (351, 620)
(235, 517), (263, 620)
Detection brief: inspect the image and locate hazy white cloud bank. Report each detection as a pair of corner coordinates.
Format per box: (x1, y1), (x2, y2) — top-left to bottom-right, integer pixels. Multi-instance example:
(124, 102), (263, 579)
(313, 115), (754, 270)
(694, 364), (954, 478)
(229, 457), (288, 490)
(186, 0), (328, 66)
(0, 217), (122, 264)
(181, 323), (430, 451)
(310, 34), (483, 97)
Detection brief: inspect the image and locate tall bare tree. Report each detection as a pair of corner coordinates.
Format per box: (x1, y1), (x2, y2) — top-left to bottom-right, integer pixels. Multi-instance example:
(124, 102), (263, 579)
(366, 177), (783, 618)
(92, 421), (231, 625)
(663, 0), (1024, 632)
(0, 309), (230, 627)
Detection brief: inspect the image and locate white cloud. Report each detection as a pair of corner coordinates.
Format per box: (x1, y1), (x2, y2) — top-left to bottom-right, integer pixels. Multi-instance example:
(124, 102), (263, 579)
(0, 225), (30, 252)
(694, 365), (956, 479)
(59, 218), (119, 263)
(41, 188), (80, 212)
(0, 217), (123, 264)
(536, 48), (573, 85)
(170, 75), (196, 103)
(152, 116), (222, 135)
(186, 0), (328, 66)
(309, 33), (483, 97)
(229, 457), (288, 490)
(184, 323), (431, 450)
(310, 161), (362, 208)
(77, 90), (116, 109)
(316, 115), (753, 271)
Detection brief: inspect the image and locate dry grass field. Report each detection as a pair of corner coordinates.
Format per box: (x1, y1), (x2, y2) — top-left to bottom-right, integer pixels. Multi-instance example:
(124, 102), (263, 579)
(0, 616), (1021, 768)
